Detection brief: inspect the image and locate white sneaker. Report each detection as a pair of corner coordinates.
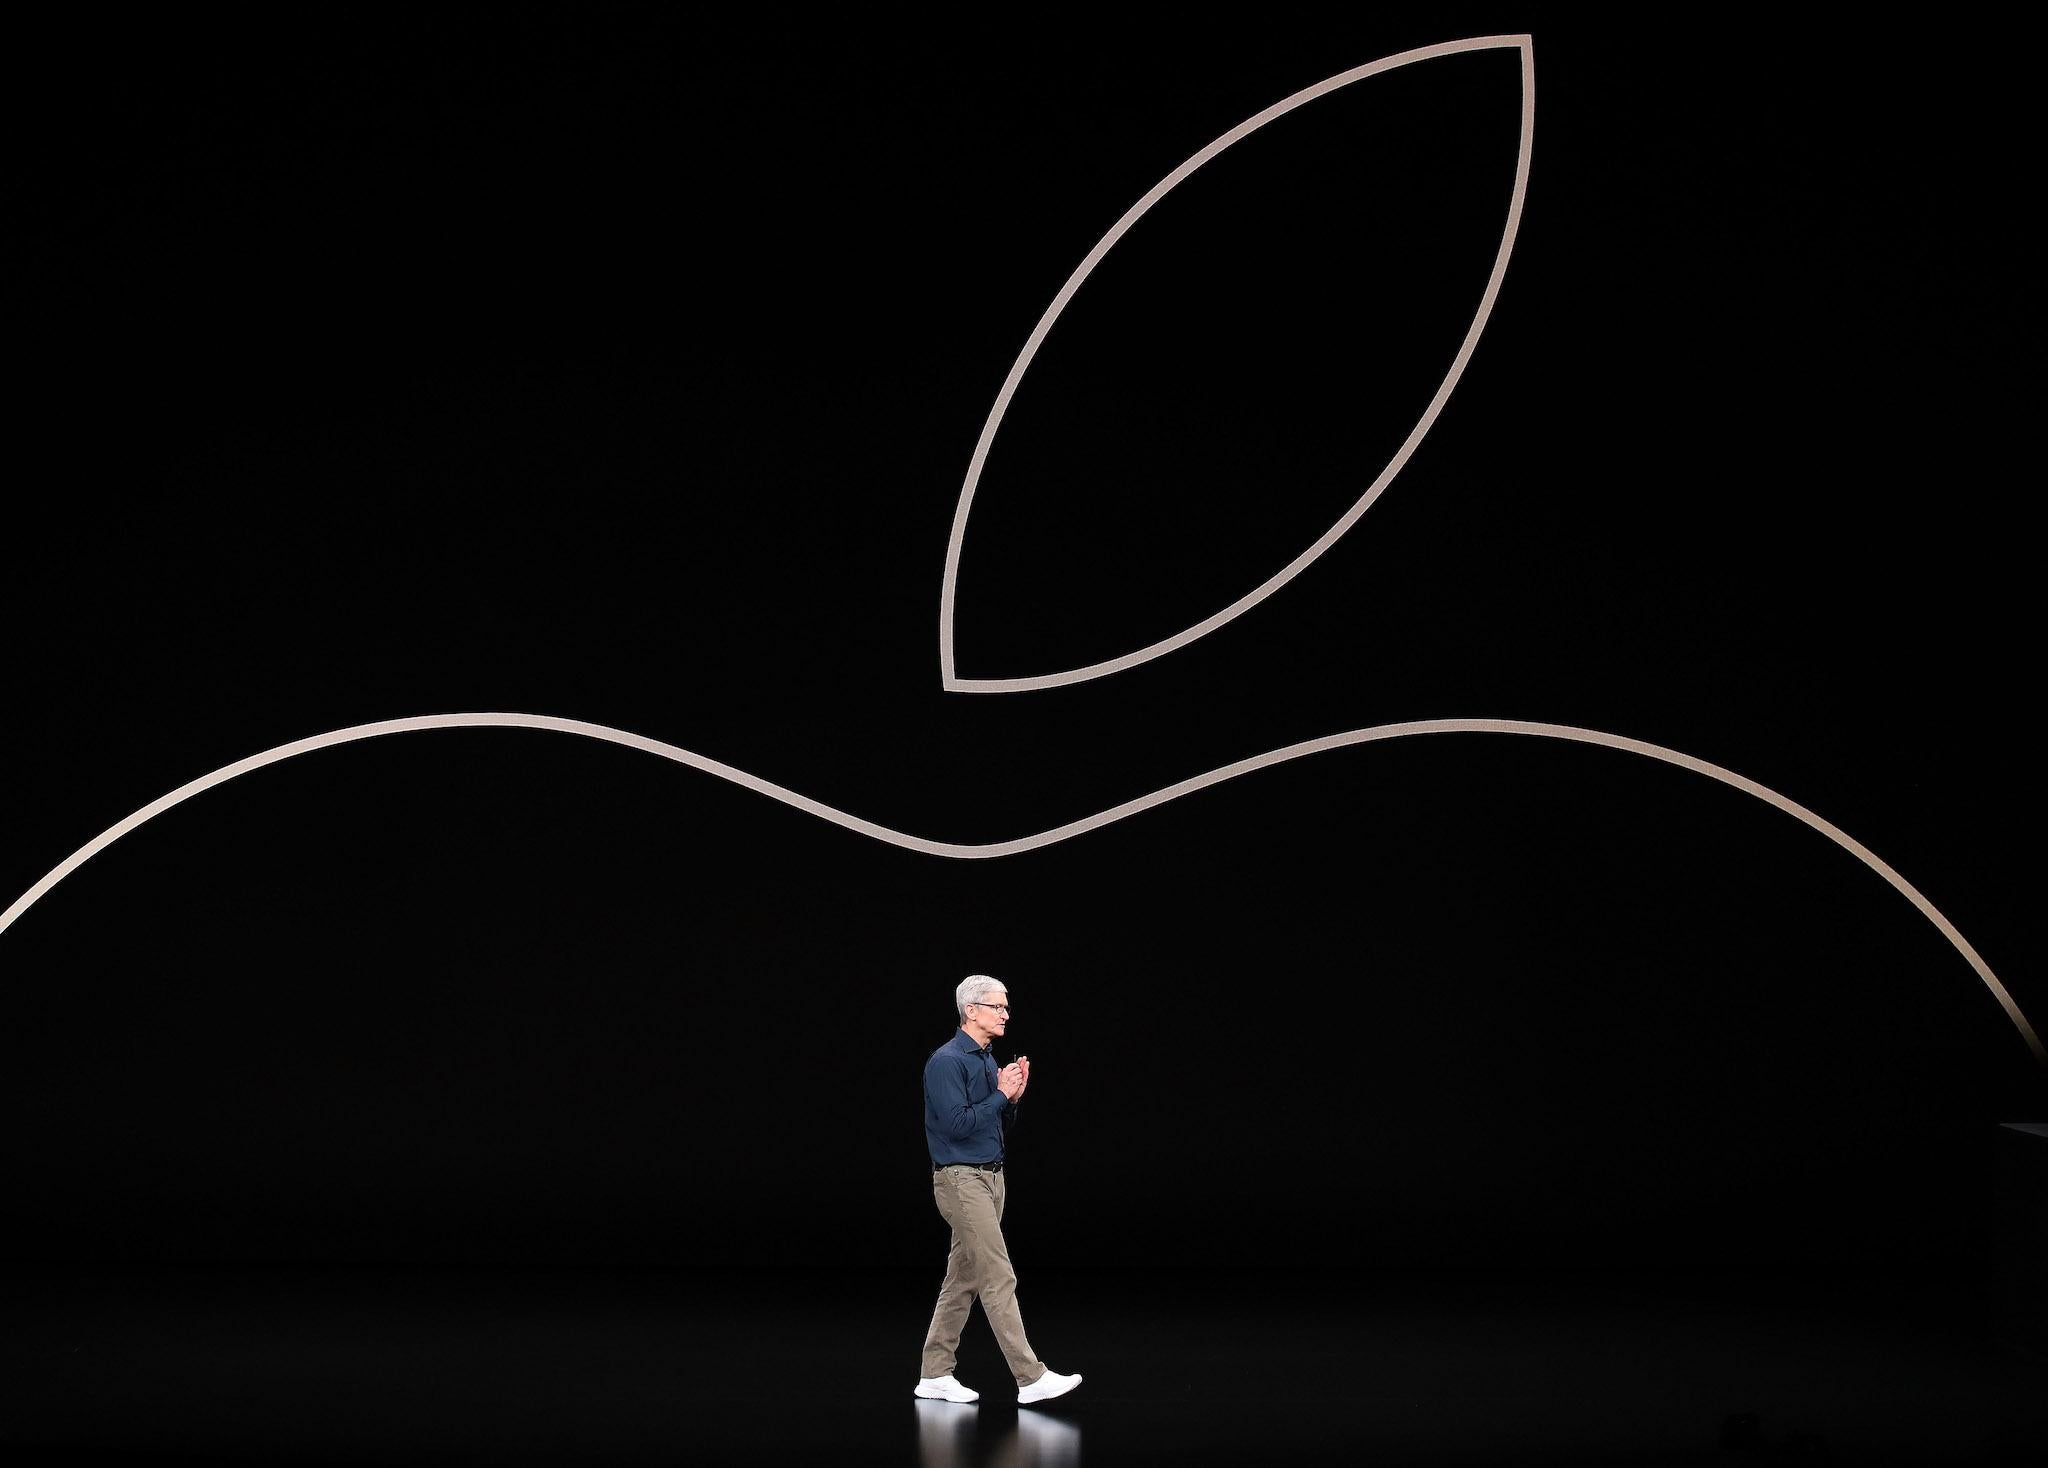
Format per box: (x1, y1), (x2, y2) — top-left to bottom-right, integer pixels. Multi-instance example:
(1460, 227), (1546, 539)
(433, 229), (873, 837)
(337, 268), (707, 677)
(1016, 1368), (1082, 1404)
(914, 1375), (980, 1403)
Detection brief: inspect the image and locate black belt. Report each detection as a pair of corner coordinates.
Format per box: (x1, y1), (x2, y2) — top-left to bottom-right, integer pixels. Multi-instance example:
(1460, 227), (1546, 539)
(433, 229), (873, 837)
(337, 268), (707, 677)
(936, 1160), (1003, 1173)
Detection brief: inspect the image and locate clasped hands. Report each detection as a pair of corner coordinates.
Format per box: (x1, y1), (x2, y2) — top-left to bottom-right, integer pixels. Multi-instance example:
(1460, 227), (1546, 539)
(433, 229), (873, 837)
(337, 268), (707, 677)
(997, 1055), (1031, 1102)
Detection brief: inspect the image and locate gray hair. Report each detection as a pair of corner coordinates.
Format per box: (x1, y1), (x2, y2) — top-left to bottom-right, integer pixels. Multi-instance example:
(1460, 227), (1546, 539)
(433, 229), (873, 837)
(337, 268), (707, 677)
(956, 973), (1007, 1020)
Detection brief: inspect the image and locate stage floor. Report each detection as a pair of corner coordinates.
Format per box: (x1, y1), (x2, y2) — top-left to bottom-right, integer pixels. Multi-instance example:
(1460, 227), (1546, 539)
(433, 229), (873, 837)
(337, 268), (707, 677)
(2, 1266), (2042, 1464)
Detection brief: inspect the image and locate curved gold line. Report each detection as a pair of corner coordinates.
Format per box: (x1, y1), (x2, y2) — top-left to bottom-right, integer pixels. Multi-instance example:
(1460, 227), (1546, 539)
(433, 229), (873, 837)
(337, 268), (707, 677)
(3, 712), (2038, 1064)
(938, 34), (1536, 692)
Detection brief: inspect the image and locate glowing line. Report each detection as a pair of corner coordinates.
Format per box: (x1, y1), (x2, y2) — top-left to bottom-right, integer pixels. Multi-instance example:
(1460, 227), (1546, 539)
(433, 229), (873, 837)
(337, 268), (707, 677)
(2, 712), (2037, 1064)
(939, 35), (1536, 692)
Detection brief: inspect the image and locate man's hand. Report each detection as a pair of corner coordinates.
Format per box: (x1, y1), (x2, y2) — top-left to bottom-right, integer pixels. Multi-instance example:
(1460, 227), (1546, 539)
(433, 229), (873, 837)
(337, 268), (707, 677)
(1001, 1059), (1029, 1102)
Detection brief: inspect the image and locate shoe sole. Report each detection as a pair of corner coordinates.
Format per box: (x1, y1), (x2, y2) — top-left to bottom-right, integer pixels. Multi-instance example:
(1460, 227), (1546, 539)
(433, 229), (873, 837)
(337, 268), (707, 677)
(913, 1390), (979, 1402)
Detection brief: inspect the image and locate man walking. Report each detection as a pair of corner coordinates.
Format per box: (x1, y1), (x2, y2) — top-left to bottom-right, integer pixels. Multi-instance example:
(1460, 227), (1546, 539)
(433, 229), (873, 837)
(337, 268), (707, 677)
(914, 974), (1082, 1405)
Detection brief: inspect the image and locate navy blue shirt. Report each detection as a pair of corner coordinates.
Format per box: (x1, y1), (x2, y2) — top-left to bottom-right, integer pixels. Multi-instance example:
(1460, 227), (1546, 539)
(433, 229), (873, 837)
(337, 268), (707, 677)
(923, 1028), (1014, 1166)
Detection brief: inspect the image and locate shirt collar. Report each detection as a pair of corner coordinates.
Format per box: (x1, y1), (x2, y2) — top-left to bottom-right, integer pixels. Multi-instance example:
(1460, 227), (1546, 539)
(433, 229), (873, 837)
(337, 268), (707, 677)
(949, 1027), (991, 1057)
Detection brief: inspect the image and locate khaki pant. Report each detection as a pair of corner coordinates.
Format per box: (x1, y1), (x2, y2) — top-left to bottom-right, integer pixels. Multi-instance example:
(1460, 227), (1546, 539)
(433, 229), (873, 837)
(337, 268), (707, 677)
(920, 1164), (1046, 1388)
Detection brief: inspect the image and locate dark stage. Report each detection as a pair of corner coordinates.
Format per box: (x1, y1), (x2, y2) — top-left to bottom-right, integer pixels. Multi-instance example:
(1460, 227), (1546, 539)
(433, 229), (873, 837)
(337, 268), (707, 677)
(6, 9), (2044, 1465)
(6, 1263), (2045, 1465)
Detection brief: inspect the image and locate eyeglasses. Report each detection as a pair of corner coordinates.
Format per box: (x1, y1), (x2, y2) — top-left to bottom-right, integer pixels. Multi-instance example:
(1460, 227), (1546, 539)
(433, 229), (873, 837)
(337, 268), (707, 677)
(968, 1001), (1011, 1015)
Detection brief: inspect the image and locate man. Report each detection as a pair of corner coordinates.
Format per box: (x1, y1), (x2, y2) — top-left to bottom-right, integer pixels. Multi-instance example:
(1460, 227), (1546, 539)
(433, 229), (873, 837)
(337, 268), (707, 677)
(914, 974), (1082, 1405)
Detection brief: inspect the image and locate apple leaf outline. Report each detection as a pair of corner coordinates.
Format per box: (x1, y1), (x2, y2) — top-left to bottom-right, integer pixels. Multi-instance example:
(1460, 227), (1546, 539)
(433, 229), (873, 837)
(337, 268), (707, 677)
(939, 34), (1535, 692)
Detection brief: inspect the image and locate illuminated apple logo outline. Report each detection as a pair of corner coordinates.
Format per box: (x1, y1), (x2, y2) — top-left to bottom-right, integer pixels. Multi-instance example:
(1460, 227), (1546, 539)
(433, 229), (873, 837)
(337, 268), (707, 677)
(1, 36), (2040, 1066)
(939, 36), (1533, 693)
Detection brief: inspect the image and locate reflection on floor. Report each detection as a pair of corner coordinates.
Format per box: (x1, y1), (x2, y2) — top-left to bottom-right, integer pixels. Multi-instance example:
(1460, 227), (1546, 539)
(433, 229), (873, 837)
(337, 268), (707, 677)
(1, 1267), (2042, 1464)
(915, 1400), (1080, 1467)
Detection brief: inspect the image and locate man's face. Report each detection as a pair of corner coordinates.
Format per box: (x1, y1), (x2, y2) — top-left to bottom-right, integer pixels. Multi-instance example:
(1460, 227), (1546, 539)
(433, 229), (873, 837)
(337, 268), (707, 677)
(968, 992), (1009, 1040)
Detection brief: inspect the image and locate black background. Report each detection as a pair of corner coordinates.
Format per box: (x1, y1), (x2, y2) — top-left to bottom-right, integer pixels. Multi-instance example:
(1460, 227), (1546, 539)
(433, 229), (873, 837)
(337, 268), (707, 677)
(5, 10), (2040, 1280)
